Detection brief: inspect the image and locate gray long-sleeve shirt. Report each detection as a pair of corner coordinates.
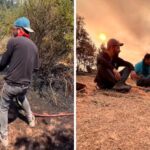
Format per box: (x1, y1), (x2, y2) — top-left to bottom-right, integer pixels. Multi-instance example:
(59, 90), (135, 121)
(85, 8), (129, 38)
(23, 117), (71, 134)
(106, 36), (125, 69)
(0, 36), (39, 85)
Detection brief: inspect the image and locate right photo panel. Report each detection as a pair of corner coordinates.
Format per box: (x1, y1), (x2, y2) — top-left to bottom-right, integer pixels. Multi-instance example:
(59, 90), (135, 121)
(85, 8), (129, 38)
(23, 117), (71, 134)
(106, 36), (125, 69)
(77, 0), (150, 149)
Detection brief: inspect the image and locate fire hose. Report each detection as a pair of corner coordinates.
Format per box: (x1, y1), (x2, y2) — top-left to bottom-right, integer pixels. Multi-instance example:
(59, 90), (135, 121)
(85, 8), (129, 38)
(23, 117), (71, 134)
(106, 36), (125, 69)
(33, 112), (74, 117)
(14, 98), (74, 118)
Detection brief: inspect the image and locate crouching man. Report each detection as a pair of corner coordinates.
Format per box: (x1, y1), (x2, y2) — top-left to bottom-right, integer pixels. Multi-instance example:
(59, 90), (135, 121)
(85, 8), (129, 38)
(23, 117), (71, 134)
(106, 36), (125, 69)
(131, 53), (150, 87)
(94, 38), (134, 92)
(0, 17), (39, 147)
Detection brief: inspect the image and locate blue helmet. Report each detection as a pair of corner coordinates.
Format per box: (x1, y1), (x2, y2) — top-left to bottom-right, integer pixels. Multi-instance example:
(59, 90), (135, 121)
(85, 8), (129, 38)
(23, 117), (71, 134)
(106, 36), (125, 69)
(14, 17), (34, 32)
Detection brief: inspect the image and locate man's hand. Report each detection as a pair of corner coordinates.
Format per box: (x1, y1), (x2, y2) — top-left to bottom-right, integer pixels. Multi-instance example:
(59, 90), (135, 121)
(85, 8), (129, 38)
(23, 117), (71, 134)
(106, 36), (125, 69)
(130, 71), (140, 80)
(113, 68), (121, 80)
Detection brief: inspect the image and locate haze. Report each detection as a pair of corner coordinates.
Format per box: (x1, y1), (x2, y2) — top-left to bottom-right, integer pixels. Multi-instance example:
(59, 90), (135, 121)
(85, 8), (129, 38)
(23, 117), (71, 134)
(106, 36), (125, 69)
(77, 0), (150, 64)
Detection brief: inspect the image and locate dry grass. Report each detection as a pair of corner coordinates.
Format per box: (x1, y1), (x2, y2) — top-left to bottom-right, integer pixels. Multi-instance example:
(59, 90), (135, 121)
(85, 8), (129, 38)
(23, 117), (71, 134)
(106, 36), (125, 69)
(77, 75), (150, 150)
(0, 75), (74, 149)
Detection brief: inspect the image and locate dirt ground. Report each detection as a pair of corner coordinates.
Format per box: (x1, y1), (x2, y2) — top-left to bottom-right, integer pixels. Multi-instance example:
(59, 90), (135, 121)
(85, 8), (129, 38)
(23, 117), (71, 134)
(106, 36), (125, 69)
(77, 75), (150, 150)
(0, 75), (74, 150)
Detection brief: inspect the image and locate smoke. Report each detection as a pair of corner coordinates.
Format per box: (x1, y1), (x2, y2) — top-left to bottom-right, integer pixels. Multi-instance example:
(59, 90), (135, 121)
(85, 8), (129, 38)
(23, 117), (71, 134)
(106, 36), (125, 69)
(106, 0), (150, 40)
(77, 0), (150, 64)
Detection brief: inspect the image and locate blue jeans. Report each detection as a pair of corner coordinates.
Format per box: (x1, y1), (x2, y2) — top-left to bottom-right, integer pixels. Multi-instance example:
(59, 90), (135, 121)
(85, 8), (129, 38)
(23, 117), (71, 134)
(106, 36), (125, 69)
(0, 82), (33, 138)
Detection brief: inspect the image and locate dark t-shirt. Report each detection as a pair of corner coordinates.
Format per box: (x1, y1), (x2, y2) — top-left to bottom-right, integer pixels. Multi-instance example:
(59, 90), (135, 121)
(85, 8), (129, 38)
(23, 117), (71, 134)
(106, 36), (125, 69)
(0, 36), (39, 85)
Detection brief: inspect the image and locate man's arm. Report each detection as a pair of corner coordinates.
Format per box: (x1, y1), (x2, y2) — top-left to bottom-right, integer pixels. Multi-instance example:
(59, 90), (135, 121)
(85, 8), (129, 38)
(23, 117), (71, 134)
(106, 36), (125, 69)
(117, 57), (134, 71)
(0, 38), (14, 71)
(117, 57), (140, 80)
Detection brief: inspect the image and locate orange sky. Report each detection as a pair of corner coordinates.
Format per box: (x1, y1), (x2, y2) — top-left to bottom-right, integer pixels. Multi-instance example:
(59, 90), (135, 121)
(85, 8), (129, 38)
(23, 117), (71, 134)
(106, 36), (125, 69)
(77, 0), (150, 64)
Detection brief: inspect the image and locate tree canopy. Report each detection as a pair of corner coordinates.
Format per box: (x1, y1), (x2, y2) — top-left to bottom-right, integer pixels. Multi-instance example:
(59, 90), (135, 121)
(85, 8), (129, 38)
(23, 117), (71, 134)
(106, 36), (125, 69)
(77, 15), (96, 72)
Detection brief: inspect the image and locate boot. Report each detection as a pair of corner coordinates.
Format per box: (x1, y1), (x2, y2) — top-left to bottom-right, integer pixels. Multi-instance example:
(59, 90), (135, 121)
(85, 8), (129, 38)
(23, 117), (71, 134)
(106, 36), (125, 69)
(113, 83), (131, 92)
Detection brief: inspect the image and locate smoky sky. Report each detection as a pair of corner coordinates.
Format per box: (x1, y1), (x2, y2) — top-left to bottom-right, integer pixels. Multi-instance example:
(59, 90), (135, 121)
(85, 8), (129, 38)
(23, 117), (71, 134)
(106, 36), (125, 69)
(77, 0), (150, 64)
(107, 0), (150, 39)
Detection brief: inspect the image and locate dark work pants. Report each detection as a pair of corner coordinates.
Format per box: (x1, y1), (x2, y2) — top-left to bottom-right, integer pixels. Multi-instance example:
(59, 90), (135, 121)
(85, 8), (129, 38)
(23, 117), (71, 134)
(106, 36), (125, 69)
(137, 77), (150, 87)
(95, 67), (131, 89)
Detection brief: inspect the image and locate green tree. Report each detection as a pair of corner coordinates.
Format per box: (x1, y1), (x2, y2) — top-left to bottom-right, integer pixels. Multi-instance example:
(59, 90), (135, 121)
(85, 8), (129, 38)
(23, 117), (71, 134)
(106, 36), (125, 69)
(23, 0), (73, 76)
(0, 0), (19, 7)
(0, 0), (74, 105)
(0, 4), (23, 52)
(77, 15), (96, 72)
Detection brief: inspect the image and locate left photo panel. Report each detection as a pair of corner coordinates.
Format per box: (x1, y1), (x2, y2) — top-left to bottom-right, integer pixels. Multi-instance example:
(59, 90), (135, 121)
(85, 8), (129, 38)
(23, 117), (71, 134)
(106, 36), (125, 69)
(0, 0), (74, 149)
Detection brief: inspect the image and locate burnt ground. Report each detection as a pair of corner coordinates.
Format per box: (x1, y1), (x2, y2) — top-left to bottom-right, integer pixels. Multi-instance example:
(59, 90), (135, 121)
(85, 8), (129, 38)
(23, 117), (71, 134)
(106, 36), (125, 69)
(0, 75), (74, 150)
(77, 75), (150, 150)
